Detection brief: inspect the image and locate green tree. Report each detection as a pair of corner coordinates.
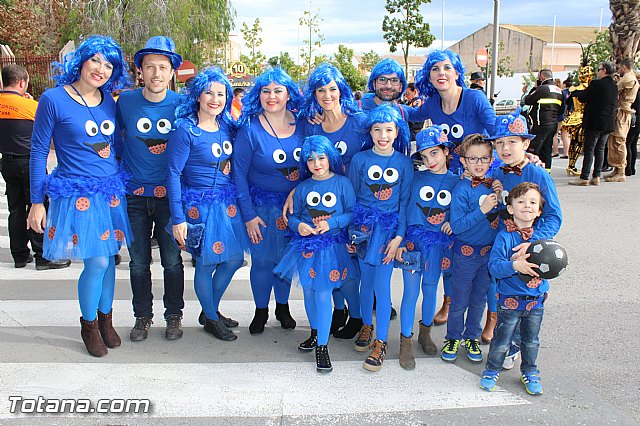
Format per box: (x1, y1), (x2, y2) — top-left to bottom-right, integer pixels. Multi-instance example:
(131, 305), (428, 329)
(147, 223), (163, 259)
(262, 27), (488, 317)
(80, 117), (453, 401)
(382, 0), (435, 77)
(484, 41), (514, 78)
(299, 9), (324, 77)
(361, 50), (382, 72)
(240, 18), (267, 75)
(330, 44), (367, 92)
(267, 52), (303, 81)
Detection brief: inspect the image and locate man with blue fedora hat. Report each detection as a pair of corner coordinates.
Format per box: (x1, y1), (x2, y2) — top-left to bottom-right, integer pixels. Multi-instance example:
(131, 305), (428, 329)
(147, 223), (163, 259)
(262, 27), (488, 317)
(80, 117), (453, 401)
(116, 36), (185, 342)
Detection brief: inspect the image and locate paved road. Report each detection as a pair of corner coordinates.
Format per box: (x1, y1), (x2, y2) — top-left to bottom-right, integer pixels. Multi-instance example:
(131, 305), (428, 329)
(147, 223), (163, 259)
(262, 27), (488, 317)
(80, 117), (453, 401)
(0, 156), (638, 425)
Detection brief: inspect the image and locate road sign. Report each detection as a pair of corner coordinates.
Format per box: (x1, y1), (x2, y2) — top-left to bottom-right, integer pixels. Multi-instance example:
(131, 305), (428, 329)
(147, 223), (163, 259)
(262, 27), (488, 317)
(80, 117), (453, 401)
(176, 60), (197, 83)
(475, 48), (489, 67)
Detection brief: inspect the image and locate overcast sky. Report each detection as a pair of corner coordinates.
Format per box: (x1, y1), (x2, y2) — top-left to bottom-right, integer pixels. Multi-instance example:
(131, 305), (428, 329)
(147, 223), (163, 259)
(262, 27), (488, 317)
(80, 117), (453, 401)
(230, 0), (613, 59)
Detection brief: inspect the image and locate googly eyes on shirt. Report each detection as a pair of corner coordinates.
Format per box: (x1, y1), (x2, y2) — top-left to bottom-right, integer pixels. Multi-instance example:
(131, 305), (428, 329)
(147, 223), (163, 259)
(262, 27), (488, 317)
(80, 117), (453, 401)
(273, 149), (287, 164)
(136, 118), (152, 133)
(450, 124), (464, 139)
(156, 119), (171, 134)
(383, 168), (399, 183)
(367, 165), (383, 180)
(211, 143), (222, 158)
(100, 120), (115, 136)
(437, 190), (452, 206)
(420, 185), (435, 201)
(293, 147), (301, 161)
(306, 191), (321, 206)
(322, 192), (337, 208)
(85, 120), (99, 137)
(440, 123), (450, 136)
(222, 140), (233, 155)
(335, 141), (347, 155)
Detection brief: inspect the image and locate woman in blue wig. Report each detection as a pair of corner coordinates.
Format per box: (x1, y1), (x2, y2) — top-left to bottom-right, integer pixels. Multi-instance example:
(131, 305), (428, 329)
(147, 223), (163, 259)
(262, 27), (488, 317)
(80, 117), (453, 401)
(232, 67), (305, 334)
(28, 35), (132, 357)
(294, 62), (366, 339)
(167, 67), (249, 341)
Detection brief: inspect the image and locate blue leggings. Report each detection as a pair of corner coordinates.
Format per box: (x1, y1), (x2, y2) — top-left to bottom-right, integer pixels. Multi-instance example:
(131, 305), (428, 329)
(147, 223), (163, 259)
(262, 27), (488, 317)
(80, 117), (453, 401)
(359, 260), (393, 342)
(78, 256), (116, 321)
(250, 258), (291, 308)
(332, 289), (345, 310)
(303, 288), (333, 345)
(400, 270), (441, 337)
(195, 259), (243, 321)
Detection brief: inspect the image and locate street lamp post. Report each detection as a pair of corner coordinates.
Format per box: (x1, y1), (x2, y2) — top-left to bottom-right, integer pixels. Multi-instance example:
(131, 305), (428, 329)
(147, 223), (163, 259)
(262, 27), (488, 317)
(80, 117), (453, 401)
(489, 0), (500, 101)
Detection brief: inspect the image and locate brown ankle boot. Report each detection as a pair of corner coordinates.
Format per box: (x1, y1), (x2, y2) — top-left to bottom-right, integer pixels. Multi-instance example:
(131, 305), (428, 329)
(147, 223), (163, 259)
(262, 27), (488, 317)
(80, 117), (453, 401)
(604, 167), (619, 179)
(417, 321), (438, 355)
(97, 310), (121, 348)
(433, 296), (451, 325)
(80, 317), (108, 357)
(481, 310), (497, 344)
(605, 168), (626, 182)
(399, 333), (415, 370)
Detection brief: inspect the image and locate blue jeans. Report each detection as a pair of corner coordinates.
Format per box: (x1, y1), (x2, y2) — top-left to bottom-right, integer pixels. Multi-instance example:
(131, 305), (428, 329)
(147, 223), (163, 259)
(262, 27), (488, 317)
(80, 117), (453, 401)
(127, 195), (184, 319)
(446, 248), (490, 341)
(485, 306), (544, 374)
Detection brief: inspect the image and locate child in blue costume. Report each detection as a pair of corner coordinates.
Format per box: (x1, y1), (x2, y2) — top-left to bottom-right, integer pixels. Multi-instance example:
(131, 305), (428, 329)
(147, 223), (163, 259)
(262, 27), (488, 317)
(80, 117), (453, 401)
(296, 63), (366, 338)
(167, 67), (249, 341)
(414, 49), (498, 332)
(442, 134), (502, 364)
(485, 110), (562, 369)
(233, 67), (304, 334)
(349, 104), (413, 372)
(274, 135), (355, 373)
(395, 125), (459, 370)
(115, 36), (185, 342)
(480, 182), (549, 396)
(28, 36), (132, 357)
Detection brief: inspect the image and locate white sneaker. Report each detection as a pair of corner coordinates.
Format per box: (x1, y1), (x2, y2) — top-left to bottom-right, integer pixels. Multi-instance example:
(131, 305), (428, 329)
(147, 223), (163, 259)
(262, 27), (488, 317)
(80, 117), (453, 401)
(502, 346), (520, 370)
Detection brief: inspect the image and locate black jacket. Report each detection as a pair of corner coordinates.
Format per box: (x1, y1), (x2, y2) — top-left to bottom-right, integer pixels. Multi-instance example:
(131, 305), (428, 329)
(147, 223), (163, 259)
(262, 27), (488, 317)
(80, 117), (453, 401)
(524, 79), (564, 126)
(574, 75), (617, 132)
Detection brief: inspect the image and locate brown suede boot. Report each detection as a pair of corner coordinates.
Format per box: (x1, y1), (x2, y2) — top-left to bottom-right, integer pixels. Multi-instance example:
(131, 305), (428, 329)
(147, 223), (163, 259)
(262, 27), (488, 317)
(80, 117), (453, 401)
(80, 317), (108, 357)
(604, 167), (619, 179)
(481, 311), (497, 344)
(97, 310), (121, 348)
(399, 333), (415, 370)
(433, 296), (451, 325)
(605, 168), (626, 182)
(417, 321), (438, 355)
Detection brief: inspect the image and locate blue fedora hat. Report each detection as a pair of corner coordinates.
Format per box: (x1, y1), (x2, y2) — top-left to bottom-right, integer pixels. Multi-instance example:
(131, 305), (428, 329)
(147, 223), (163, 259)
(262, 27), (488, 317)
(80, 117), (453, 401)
(411, 125), (454, 160)
(134, 36), (183, 70)
(485, 107), (535, 140)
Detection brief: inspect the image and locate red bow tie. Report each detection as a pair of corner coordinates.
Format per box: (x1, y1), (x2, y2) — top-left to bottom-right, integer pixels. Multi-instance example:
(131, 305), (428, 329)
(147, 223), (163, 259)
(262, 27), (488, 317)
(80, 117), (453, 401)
(504, 218), (533, 241)
(471, 177), (494, 188)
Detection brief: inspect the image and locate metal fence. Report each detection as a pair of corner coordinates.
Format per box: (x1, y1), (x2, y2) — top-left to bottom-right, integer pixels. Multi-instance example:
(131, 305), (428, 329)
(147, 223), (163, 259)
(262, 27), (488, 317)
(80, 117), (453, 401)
(0, 53), (58, 100)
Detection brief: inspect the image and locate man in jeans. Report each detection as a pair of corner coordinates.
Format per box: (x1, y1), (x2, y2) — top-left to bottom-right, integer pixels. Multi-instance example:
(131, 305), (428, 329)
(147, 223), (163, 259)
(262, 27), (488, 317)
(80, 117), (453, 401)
(569, 61), (618, 186)
(115, 36), (184, 340)
(524, 69), (564, 170)
(0, 64), (71, 270)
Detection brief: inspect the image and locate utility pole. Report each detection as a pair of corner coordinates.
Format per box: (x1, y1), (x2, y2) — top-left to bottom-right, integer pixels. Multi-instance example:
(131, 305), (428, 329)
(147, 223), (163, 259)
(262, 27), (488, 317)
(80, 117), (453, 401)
(489, 0), (500, 101)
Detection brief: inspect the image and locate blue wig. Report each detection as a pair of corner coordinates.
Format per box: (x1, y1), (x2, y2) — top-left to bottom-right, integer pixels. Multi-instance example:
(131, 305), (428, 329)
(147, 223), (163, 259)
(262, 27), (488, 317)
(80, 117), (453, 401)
(299, 135), (344, 180)
(53, 35), (131, 93)
(238, 67), (302, 125)
(416, 49), (467, 97)
(298, 63), (360, 119)
(174, 66), (235, 133)
(361, 104), (410, 155)
(367, 58), (407, 95)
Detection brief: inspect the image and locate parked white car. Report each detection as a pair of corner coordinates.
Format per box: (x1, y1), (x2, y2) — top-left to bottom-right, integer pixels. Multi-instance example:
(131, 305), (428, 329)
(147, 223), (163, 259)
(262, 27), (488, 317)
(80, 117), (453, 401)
(494, 99), (520, 115)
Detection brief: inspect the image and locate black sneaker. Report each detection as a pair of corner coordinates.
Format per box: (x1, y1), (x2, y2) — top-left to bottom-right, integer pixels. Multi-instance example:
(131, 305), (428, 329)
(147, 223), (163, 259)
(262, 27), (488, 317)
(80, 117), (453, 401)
(14, 254), (34, 268)
(130, 317), (152, 341)
(316, 345), (332, 373)
(35, 258), (71, 270)
(165, 315), (183, 340)
(204, 319), (237, 341)
(299, 329), (318, 351)
(217, 311), (239, 328)
(330, 307), (348, 334)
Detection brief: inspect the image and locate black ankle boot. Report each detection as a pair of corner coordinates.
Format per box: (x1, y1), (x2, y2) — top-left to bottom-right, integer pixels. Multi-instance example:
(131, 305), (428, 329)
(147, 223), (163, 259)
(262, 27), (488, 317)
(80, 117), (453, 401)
(333, 317), (363, 339)
(249, 307), (269, 335)
(330, 307), (349, 334)
(299, 329), (318, 351)
(274, 303), (296, 329)
(316, 345), (332, 373)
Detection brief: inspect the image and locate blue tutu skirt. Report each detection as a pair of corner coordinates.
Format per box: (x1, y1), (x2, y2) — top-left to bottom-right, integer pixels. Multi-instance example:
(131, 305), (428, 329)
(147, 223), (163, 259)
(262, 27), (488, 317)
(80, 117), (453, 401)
(404, 225), (454, 286)
(183, 185), (249, 266)
(249, 186), (290, 265)
(352, 204), (399, 266)
(43, 171), (132, 261)
(273, 231), (353, 291)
